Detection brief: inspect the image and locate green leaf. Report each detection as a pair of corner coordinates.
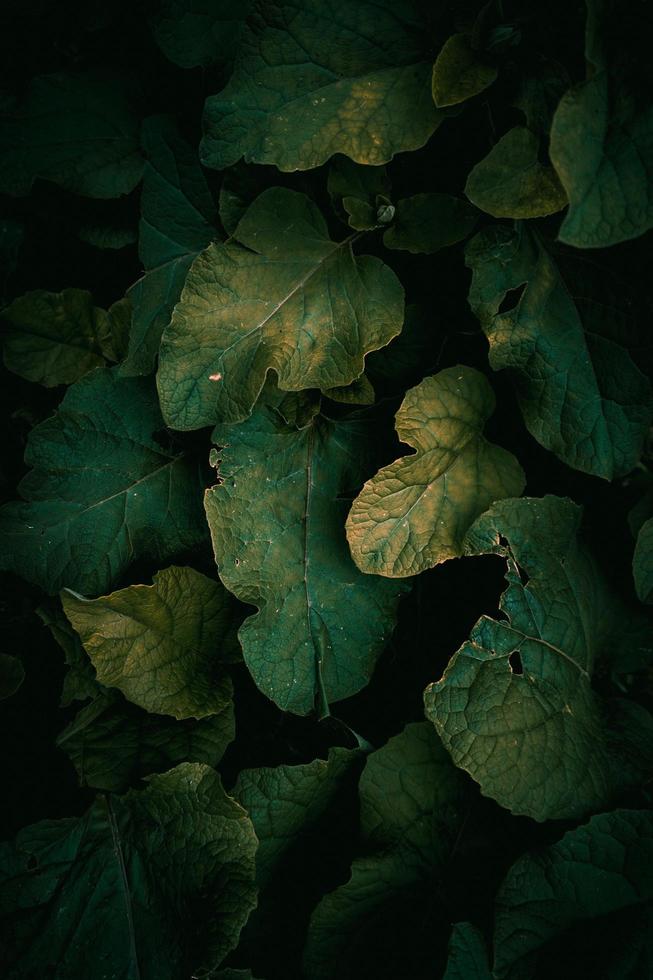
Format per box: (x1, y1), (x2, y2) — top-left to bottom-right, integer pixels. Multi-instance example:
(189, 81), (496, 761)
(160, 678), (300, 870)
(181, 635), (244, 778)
(2, 288), (116, 386)
(493, 809), (653, 979)
(233, 747), (361, 888)
(150, 0), (252, 69)
(0, 72), (143, 199)
(0, 764), (257, 979)
(634, 517), (653, 604)
(0, 654), (24, 701)
(432, 34), (497, 107)
(443, 923), (492, 980)
(549, 0), (653, 248)
(346, 366), (525, 578)
(57, 690), (234, 792)
(303, 723), (469, 980)
(466, 224), (653, 479)
(157, 187), (404, 429)
(327, 156), (392, 231)
(204, 385), (409, 715)
(61, 565), (238, 720)
(37, 599), (99, 705)
(424, 495), (649, 821)
(200, 0), (441, 172)
(121, 115), (217, 377)
(0, 367), (208, 595)
(464, 127), (567, 219)
(383, 193), (478, 254)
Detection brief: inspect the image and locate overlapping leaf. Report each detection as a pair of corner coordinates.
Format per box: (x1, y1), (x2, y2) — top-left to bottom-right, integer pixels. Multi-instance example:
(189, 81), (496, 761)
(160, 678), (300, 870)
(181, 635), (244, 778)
(466, 224), (653, 478)
(0, 764), (257, 979)
(432, 34), (497, 107)
(204, 385), (408, 715)
(157, 187), (404, 428)
(425, 495), (653, 821)
(200, 0), (441, 172)
(346, 366), (525, 578)
(0, 367), (207, 595)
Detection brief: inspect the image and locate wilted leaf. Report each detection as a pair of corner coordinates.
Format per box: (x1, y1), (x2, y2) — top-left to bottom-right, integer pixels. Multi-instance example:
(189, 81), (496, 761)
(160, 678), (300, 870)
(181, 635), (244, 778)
(346, 366), (525, 577)
(0, 764), (257, 979)
(0, 367), (207, 595)
(383, 193), (478, 253)
(200, 0), (441, 172)
(204, 385), (408, 715)
(157, 187), (404, 428)
(432, 34), (497, 107)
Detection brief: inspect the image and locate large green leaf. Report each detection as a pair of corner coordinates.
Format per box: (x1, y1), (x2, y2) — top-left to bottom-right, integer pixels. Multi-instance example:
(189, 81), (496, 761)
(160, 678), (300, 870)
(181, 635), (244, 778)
(200, 0), (441, 172)
(464, 127), (567, 219)
(122, 115), (217, 376)
(2, 288), (117, 386)
(204, 385), (408, 715)
(303, 722), (469, 980)
(57, 690), (235, 792)
(61, 565), (238, 720)
(493, 809), (653, 979)
(0, 72), (143, 198)
(0, 367), (207, 595)
(549, 0), (653, 247)
(157, 187), (404, 429)
(466, 224), (653, 479)
(383, 193), (478, 254)
(0, 764), (257, 979)
(346, 366), (525, 578)
(150, 0), (252, 69)
(634, 517), (653, 604)
(425, 495), (651, 822)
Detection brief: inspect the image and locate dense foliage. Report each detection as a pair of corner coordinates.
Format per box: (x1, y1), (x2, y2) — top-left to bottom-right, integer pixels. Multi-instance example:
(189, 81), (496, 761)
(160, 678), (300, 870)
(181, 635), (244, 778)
(1, 1), (652, 977)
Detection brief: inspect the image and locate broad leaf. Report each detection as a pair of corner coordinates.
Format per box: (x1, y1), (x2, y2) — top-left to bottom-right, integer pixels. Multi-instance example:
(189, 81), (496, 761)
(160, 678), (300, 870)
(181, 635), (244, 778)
(432, 34), (497, 107)
(58, 690), (235, 792)
(157, 187), (404, 428)
(151, 0), (252, 69)
(0, 764), (257, 979)
(204, 385), (408, 715)
(383, 193), (478, 254)
(549, 0), (653, 247)
(464, 127), (566, 219)
(0, 367), (207, 595)
(303, 722), (469, 980)
(466, 224), (653, 479)
(200, 0), (441, 172)
(61, 565), (238, 720)
(346, 366), (525, 577)
(2, 288), (117, 386)
(0, 72), (143, 198)
(634, 517), (653, 604)
(425, 495), (651, 821)
(493, 809), (653, 979)
(443, 923), (492, 980)
(122, 115), (217, 376)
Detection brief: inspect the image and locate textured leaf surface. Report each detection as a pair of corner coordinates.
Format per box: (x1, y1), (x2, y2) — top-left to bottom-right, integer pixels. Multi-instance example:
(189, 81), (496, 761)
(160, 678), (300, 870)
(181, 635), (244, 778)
(432, 34), (497, 107)
(200, 0), (441, 172)
(0, 72), (143, 198)
(465, 127), (566, 219)
(233, 747), (360, 887)
(61, 565), (238, 719)
(493, 809), (653, 980)
(151, 0), (251, 69)
(425, 496), (640, 821)
(466, 224), (653, 478)
(549, 0), (653, 247)
(204, 385), (408, 714)
(0, 764), (257, 979)
(122, 115), (217, 376)
(57, 691), (234, 792)
(157, 187), (404, 428)
(0, 367), (207, 595)
(383, 193), (477, 253)
(443, 923), (492, 980)
(303, 723), (469, 980)
(634, 517), (653, 604)
(346, 366), (525, 578)
(2, 288), (116, 386)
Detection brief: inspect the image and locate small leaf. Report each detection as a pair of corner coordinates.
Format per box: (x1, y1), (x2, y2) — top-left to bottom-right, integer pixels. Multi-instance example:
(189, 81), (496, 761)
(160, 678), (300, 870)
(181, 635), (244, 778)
(327, 156), (391, 231)
(383, 193), (478, 254)
(443, 923), (492, 980)
(346, 366), (525, 578)
(432, 34), (497, 108)
(465, 127), (567, 219)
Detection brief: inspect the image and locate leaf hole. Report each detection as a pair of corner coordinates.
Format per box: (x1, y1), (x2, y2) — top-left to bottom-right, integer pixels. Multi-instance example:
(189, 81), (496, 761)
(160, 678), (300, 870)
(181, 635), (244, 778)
(497, 283), (526, 315)
(508, 650), (523, 675)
